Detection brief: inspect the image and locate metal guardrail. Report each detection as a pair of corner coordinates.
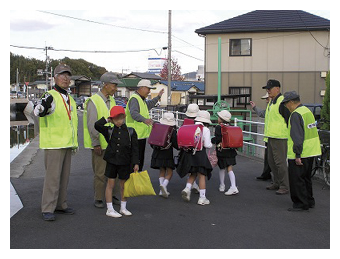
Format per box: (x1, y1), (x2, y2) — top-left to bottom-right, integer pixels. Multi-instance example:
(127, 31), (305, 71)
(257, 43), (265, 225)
(234, 118), (266, 149)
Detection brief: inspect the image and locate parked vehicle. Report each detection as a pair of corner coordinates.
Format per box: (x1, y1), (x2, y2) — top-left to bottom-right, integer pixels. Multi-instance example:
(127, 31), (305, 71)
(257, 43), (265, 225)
(303, 103), (323, 124)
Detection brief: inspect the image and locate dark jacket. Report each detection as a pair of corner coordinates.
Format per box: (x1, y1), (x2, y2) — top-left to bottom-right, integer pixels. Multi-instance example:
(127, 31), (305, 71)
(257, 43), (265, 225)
(94, 117), (139, 166)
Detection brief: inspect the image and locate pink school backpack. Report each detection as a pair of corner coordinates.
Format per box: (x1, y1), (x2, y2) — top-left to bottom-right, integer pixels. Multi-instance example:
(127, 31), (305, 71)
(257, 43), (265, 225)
(177, 124), (203, 154)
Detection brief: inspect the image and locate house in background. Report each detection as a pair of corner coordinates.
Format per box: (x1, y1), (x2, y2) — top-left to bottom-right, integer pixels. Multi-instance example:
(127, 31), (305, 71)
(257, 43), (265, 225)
(195, 10), (330, 106)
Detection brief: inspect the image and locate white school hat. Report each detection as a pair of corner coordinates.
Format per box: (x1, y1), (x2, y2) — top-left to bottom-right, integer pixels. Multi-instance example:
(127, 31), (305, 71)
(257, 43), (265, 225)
(160, 112), (176, 126)
(185, 103), (200, 117)
(195, 110), (212, 124)
(217, 110), (232, 122)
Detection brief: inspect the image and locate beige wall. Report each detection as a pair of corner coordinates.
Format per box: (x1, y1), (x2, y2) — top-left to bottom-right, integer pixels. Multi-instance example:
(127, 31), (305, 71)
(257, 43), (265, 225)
(204, 30), (330, 107)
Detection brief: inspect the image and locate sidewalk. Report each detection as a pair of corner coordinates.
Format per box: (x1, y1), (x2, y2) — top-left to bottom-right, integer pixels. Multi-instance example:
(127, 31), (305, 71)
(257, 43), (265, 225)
(10, 111), (330, 249)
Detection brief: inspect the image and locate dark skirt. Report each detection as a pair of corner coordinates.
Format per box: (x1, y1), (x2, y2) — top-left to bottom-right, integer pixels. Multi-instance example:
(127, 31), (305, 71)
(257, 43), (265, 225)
(217, 148), (237, 169)
(176, 148), (213, 180)
(150, 146), (175, 169)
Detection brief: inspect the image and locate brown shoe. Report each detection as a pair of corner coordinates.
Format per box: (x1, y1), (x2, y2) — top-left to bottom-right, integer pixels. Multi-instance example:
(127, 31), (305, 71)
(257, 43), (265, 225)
(276, 188), (289, 195)
(266, 184), (279, 190)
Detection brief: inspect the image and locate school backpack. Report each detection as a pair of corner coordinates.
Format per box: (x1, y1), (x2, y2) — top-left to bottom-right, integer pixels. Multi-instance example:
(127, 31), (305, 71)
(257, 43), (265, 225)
(148, 122), (174, 149)
(177, 124), (203, 154)
(220, 124), (243, 148)
(183, 118), (195, 125)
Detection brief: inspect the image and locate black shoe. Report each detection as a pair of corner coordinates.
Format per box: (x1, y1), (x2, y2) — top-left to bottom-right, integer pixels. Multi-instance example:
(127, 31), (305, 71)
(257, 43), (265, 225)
(94, 200), (105, 208)
(55, 207), (75, 215)
(287, 207), (309, 212)
(256, 176), (271, 181)
(42, 212), (56, 221)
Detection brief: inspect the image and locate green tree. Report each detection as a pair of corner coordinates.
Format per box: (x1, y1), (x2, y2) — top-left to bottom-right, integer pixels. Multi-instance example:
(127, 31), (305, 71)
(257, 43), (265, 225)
(321, 71), (330, 130)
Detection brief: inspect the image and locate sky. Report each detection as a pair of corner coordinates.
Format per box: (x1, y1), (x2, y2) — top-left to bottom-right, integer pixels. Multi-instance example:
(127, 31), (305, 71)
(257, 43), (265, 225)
(8, 2), (331, 77)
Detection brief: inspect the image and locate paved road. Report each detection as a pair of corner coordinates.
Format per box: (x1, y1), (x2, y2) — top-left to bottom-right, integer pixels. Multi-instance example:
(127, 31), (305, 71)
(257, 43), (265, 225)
(10, 111), (330, 249)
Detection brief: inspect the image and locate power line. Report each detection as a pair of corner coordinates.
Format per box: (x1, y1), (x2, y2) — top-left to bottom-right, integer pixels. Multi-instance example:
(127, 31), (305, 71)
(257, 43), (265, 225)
(37, 10), (167, 35)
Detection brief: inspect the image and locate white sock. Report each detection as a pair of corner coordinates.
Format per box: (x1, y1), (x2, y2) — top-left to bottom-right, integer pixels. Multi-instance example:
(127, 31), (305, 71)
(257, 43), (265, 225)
(163, 179), (169, 187)
(121, 201), (127, 210)
(159, 177), (165, 185)
(219, 169), (226, 186)
(228, 171), (236, 188)
(199, 189), (206, 198)
(107, 202), (113, 211)
(186, 183), (192, 189)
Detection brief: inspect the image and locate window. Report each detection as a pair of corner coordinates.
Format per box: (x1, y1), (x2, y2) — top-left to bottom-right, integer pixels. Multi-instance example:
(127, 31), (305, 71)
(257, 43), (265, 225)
(229, 39), (252, 56)
(229, 87), (252, 105)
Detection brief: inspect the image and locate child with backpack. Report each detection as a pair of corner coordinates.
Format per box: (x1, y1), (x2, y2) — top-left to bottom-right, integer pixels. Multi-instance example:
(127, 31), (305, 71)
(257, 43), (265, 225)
(211, 110), (239, 195)
(177, 110), (213, 205)
(150, 112), (178, 198)
(94, 106), (139, 218)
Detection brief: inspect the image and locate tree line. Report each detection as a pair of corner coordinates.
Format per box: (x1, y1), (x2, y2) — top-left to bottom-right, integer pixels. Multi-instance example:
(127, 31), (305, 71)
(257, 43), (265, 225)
(10, 52), (107, 84)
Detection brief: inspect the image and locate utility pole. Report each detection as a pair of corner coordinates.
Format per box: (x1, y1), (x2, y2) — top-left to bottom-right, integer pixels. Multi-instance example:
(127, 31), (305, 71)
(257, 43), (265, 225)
(44, 45), (53, 91)
(167, 10), (172, 106)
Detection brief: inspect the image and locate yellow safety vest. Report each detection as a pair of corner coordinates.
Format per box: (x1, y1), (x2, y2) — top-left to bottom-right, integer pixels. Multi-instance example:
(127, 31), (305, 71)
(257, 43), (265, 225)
(264, 95), (288, 139)
(125, 93), (151, 139)
(83, 94), (116, 149)
(287, 106), (321, 159)
(39, 89), (78, 149)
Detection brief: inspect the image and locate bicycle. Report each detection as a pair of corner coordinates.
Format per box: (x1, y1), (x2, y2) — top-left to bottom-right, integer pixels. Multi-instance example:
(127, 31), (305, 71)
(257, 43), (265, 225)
(311, 129), (330, 187)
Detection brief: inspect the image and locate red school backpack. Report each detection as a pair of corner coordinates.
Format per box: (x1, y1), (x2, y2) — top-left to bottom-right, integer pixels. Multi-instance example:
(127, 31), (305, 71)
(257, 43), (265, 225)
(220, 124), (243, 148)
(148, 123), (174, 149)
(177, 124), (203, 154)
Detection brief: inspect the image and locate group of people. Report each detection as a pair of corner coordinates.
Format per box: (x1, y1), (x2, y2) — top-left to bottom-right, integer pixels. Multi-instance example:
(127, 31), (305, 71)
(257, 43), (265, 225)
(250, 79), (321, 212)
(34, 63), (321, 221)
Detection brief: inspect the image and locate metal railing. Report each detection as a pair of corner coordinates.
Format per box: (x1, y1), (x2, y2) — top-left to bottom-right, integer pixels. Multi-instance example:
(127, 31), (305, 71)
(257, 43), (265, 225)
(150, 108), (187, 126)
(234, 118), (266, 149)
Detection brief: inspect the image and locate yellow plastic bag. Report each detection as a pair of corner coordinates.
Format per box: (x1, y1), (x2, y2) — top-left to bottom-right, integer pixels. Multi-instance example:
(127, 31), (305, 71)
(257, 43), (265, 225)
(124, 170), (156, 197)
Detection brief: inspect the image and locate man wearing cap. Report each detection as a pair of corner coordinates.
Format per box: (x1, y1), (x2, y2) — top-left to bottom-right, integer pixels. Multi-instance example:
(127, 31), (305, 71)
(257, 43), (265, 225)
(250, 93), (272, 181)
(281, 91), (321, 211)
(34, 64), (78, 221)
(83, 72), (121, 208)
(262, 79), (291, 195)
(125, 79), (164, 171)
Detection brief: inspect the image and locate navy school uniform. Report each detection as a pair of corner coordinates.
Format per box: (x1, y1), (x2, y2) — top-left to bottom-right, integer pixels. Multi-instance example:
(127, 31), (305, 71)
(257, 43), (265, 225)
(94, 117), (139, 179)
(150, 126), (178, 170)
(211, 124), (237, 169)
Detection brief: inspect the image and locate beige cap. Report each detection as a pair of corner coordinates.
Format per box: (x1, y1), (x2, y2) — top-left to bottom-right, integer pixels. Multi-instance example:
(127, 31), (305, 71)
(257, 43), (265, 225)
(137, 79), (156, 89)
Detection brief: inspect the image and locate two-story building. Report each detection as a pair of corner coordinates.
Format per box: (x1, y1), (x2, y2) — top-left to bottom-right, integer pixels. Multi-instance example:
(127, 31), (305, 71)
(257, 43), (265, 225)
(195, 10), (330, 106)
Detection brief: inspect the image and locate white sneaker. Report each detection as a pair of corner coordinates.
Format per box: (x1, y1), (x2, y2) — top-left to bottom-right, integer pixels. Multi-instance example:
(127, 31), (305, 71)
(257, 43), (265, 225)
(119, 208), (132, 216)
(106, 209), (122, 218)
(181, 187), (191, 201)
(219, 185), (225, 192)
(225, 187), (239, 196)
(191, 182), (200, 194)
(160, 185), (169, 198)
(197, 197), (210, 205)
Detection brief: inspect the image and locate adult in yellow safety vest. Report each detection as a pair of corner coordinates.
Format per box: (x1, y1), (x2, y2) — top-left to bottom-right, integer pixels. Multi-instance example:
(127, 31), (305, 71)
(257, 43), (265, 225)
(125, 79), (164, 170)
(34, 64), (78, 221)
(83, 72), (122, 208)
(263, 79), (291, 195)
(282, 91), (321, 212)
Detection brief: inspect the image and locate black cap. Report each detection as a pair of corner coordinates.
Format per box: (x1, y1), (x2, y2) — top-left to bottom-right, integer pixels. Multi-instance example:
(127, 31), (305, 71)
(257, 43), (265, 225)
(262, 79), (281, 89)
(281, 91), (300, 103)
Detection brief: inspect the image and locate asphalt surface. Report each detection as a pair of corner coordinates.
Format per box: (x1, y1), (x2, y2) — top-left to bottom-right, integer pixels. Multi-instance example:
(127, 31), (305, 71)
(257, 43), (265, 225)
(10, 111), (330, 249)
